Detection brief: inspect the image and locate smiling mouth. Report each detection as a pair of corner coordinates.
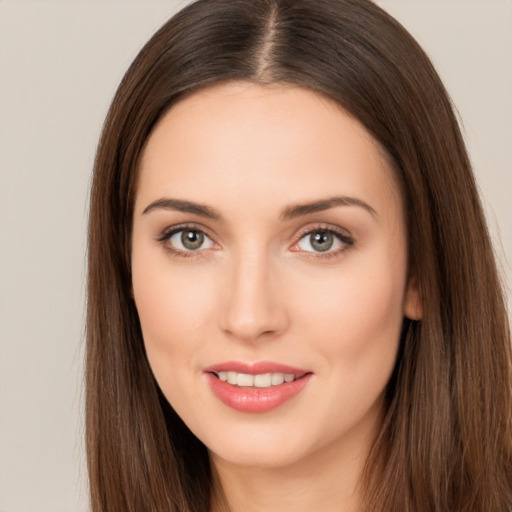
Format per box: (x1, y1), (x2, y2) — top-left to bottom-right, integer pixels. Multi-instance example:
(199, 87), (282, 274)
(212, 371), (302, 388)
(204, 362), (312, 412)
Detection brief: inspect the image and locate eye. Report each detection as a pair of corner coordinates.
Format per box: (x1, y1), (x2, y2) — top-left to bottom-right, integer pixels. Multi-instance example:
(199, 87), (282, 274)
(294, 228), (353, 254)
(160, 227), (216, 253)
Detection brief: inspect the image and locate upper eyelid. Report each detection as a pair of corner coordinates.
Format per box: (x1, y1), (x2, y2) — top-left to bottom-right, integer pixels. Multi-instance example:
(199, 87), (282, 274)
(157, 222), (214, 242)
(294, 223), (353, 240)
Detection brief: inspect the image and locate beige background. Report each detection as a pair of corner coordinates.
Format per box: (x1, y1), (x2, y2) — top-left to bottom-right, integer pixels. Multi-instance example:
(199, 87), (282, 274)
(0, 1), (510, 511)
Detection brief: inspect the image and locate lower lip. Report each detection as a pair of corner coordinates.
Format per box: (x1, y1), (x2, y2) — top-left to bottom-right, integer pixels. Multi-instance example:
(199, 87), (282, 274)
(206, 373), (312, 413)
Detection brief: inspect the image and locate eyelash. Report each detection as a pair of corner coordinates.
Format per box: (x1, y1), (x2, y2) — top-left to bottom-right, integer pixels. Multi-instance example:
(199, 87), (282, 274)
(156, 223), (215, 258)
(293, 224), (354, 260)
(156, 223), (354, 259)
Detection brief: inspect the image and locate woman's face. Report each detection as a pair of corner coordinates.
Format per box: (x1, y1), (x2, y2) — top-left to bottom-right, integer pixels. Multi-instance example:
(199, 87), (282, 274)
(131, 82), (420, 470)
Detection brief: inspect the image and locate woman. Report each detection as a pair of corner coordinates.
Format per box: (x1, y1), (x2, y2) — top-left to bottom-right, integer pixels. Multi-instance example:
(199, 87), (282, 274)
(86, 0), (512, 510)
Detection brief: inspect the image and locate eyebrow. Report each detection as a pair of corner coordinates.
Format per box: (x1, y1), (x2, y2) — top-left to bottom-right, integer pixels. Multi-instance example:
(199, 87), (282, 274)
(142, 198), (221, 219)
(142, 195), (377, 220)
(279, 195), (377, 220)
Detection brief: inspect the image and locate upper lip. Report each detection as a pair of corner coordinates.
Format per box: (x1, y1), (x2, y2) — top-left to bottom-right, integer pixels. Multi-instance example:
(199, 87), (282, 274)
(203, 360), (311, 376)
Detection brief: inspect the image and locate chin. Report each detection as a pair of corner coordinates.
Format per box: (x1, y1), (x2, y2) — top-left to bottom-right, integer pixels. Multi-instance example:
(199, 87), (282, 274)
(209, 441), (307, 469)
(199, 419), (326, 470)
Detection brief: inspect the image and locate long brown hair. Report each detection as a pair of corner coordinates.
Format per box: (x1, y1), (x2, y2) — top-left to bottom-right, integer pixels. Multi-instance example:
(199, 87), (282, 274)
(86, 0), (512, 510)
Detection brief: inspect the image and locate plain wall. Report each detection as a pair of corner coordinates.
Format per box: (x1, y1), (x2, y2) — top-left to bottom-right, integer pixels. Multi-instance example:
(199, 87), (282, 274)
(0, 1), (510, 511)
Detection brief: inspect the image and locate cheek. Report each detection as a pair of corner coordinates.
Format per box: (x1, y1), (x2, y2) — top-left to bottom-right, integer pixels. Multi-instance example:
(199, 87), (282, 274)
(296, 252), (407, 380)
(131, 244), (219, 377)
(135, 270), (213, 339)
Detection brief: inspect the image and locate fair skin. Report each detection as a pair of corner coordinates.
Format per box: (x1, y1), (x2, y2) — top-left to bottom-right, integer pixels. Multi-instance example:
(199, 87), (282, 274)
(131, 82), (421, 512)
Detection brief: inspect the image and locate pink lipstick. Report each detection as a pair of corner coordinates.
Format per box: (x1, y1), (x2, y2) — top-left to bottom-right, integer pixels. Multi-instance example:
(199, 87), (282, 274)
(204, 361), (312, 413)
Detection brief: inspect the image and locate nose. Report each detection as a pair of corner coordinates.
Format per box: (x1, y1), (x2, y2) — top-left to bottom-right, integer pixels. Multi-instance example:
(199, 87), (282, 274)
(218, 250), (289, 343)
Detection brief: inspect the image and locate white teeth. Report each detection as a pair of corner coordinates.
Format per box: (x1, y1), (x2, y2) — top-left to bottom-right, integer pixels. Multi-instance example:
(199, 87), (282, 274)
(271, 373), (285, 385)
(216, 371), (298, 388)
(237, 373), (254, 386)
(254, 373), (272, 387)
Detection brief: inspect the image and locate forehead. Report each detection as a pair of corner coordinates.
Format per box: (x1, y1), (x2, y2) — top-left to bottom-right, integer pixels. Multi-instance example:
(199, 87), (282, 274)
(136, 82), (402, 220)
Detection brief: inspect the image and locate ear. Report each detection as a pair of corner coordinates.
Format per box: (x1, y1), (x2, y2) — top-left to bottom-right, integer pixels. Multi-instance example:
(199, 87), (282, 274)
(404, 272), (423, 320)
